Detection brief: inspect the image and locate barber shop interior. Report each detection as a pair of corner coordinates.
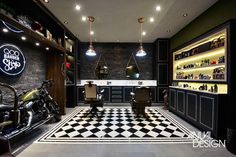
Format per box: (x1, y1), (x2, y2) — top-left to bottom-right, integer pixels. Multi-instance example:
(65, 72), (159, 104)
(0, 0), (236, 156)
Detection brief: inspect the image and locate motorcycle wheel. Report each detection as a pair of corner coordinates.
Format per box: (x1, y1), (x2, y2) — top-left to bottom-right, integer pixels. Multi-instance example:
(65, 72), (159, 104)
(47, 100), (61, 122)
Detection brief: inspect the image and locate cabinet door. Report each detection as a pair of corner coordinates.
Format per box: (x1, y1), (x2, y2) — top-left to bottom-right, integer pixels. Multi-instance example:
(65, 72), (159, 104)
(177, 90), (185, 116)
(66, 86), (76, 107)
(111, 87), (123, 103)
(186, 92), (198, 122)
(157, 63), (168, 85)
(157, 40), (169, 62)
(77, 86), (85, 103)
(99, 86), (110, 103)
(199, 95), (215, 131)
(169, 89), (176, 110)
(123, 87), (133, 103)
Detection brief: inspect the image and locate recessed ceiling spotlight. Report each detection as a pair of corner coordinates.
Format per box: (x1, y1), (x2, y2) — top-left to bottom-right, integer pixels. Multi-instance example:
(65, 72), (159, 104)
(82, 16), (87, 21)
(46, 47), (50, 51)
(43, 0), (49, 3)
(2, 28), (8, 33)
(35, 42), (40, 46)
(90, 31), (94, 35)
(156, 5), (161, 11)
(21, 36), (26, 40)
(149, 17), (154, 23)
(142, 31), (146, 36)
(75, 4), (81, 10)
(183, 13), (188, 17)
(64, 21), (68, 24)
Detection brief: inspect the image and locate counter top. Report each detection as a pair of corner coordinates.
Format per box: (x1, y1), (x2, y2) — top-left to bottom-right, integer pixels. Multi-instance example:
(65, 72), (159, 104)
(169, 86), (227, 95)
(77, 80), (157, 86)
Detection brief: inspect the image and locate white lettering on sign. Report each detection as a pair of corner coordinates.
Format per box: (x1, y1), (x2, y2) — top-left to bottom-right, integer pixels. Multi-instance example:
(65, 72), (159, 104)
(3, 48), (21, 71)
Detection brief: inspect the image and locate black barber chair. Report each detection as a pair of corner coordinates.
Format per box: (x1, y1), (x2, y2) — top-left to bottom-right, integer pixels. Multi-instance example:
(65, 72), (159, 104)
(83, 82), (104, 117)
(130, 86), (152, 117)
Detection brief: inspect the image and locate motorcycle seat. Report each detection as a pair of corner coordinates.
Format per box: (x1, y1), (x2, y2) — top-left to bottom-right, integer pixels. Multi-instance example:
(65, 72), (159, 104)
(0, 104), (14, 112)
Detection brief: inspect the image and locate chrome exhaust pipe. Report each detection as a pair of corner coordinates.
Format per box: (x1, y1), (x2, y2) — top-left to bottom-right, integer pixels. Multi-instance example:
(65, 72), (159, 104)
(27, 111), (33, 127)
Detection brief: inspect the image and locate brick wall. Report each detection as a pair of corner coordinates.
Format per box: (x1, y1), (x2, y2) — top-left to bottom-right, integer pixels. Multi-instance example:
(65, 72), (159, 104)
(79, 42), (153, 80)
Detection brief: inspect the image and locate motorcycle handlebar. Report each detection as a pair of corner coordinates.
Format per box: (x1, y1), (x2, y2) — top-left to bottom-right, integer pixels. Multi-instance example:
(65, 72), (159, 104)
(40, 79), (54, 89)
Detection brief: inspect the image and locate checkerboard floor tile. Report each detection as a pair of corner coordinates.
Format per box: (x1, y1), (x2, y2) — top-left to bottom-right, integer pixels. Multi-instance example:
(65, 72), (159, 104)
(36, 107), (200, 144)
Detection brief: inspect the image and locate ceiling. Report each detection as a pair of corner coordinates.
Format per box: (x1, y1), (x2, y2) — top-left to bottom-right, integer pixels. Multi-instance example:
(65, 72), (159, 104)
(41, 0), (218, 43)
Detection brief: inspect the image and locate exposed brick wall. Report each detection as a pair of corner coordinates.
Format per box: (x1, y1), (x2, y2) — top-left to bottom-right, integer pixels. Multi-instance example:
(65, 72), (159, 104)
(0, 39), (46, 102)
(79, 42), (153, 80)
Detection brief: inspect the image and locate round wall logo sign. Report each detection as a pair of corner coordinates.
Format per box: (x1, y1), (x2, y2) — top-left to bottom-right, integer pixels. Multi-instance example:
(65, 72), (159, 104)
(0, 44), (26, 76)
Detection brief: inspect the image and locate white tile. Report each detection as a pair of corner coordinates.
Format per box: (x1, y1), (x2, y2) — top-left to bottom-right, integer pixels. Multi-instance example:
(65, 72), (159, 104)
(108, 131), (119, 137)
(81, 131), (93, 137)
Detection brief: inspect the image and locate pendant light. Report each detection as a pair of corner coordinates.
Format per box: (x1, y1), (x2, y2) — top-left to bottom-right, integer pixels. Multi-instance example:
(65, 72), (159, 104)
(86, 16), (96, 56)
(136, 17), (147, 57)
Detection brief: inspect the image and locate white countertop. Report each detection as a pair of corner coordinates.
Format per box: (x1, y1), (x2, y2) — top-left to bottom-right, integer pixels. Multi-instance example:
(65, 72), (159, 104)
(77, 80), (157, 86)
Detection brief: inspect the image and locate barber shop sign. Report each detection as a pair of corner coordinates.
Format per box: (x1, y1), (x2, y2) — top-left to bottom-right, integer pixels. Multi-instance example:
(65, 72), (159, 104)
(0, 44), (26, 76)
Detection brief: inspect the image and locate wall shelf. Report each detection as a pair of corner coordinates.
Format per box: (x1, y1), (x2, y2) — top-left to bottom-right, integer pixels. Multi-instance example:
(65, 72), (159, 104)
(0, 13), (67, 54)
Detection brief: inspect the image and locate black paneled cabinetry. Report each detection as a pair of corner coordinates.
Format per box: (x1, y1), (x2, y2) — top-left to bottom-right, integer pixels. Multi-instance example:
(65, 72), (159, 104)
(169, 87), (227, 139)
(153, 39), (169, 103)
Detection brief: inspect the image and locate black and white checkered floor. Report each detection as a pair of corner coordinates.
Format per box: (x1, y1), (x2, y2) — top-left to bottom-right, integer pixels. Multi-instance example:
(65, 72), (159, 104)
(36, 107), (200, 144)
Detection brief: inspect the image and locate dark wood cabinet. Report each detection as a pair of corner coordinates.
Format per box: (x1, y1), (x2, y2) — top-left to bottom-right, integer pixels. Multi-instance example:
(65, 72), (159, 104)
(169, 87), (227, 139)
(169, 88), (176, 110)
(186, 92), (198, 122)
(177, 90), (185, 116)
(153, 39), (170, 103)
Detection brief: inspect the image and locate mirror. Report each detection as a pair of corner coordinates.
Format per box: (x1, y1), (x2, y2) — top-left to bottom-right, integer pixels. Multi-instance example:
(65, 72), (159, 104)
(95, 54), (109, 79)
(125, 53), (140, 79)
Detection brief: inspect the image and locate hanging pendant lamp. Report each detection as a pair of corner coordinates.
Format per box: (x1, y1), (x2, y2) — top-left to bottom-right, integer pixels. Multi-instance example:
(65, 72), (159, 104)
(86, 16), (96, 56)
(136, 17), (147, 57)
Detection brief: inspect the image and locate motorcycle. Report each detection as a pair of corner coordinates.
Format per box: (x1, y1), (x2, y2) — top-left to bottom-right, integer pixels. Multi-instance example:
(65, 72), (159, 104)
(0, 80), (61, 138)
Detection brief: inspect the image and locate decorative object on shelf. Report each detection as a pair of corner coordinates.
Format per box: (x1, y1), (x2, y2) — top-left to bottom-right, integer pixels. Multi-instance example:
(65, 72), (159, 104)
(136, 17), (146, 57)
(210, 36), (225, 49)
(31, 21), (43, 33)
(95, 54), (109, 79)
(86, 16), (96, 56)
(65, 62), (71, 69)
(126, 53), (140, 79)
(16, 15), (32, 29)
(213, 67), (225, 79)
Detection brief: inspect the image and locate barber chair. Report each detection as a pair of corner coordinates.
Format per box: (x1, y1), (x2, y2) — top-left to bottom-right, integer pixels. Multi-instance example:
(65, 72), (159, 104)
(130, 86), (152, 117)
(84, 83), (104, 117)
(0, 136), (15, 157)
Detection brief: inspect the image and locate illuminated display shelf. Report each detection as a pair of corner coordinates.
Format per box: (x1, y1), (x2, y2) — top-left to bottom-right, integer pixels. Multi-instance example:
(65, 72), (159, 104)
(175, 63), (225, 72)
(174, 46), (225, 64)
(173, 29), (227, 83)
(175, 79), (226, 82)
(172, 28), (228, 93)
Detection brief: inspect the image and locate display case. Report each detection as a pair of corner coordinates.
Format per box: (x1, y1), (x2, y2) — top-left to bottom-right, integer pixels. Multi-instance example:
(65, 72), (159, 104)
(172, 29), (227, 94)
(169, 24), (232, 139)
(65, 36), (75, 85)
